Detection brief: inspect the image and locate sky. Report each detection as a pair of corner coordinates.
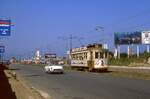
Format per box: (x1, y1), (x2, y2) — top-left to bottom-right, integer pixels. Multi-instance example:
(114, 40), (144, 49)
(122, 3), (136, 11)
(1, 0), (150, 58)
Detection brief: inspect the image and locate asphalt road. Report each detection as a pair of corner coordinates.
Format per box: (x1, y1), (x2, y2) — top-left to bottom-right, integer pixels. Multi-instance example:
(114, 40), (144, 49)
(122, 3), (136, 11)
(9, 64), (150, 99)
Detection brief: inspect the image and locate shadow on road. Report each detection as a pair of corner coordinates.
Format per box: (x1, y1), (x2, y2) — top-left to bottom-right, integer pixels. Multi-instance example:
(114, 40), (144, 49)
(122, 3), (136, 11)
(9, 68), (20, 71)
(85, 70), (113, 73)
(0, 64), (17, 99)
(97, 71), (113, 73)
(24, 74), (41, 77)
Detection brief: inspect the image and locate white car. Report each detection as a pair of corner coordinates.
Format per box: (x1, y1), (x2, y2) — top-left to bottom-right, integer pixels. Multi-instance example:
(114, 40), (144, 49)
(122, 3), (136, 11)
(44, 64), (64, 74)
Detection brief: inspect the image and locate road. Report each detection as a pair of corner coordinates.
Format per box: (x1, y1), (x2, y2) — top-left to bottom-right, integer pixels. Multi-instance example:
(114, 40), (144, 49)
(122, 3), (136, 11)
(9, 64), (150, 99)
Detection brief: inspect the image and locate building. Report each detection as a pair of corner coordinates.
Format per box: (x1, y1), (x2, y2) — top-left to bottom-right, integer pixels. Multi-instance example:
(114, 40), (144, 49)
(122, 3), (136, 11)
(34, 50), (41, 64)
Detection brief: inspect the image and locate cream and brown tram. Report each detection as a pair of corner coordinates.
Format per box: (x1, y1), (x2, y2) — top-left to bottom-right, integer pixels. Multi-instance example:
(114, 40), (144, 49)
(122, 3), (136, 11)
(69, 43), (108, 71)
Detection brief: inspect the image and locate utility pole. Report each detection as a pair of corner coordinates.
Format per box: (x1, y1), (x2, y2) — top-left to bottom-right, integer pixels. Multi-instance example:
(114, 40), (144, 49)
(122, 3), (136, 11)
(0, 19), (12, 61)
(69, 34), (73, 52)
(58, 34), (84, 52)
(58, 34), (84, 65)
(95, 25), (109, 59)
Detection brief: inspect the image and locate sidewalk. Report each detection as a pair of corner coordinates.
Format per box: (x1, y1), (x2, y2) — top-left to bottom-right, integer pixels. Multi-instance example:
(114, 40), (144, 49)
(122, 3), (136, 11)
(0, 64), (17, 99)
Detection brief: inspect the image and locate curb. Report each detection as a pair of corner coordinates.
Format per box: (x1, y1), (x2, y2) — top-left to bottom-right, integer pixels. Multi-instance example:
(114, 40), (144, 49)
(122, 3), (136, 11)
(31, 87), (51, 99)
(109, 66), (150, 69)
(108, 66), (150, 73)
(5, 70), (51, 99)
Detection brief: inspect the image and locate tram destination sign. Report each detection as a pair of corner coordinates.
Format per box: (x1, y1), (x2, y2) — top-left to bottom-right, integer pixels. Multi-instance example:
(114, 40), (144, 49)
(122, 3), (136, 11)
(0, 20), (11, 36)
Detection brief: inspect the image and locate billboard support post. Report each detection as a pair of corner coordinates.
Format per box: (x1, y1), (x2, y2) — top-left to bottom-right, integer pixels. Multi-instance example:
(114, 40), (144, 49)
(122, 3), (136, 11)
(147, 45), (149, 53)
(137, 45), (139, 58)
(118, 45), (120, 59)
(114, 46), (118, 59)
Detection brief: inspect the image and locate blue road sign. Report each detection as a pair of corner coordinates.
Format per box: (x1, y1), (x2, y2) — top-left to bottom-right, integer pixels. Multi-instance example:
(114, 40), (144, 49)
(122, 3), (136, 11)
(0, 46), (5, 53)
(0, 20), (11, 36)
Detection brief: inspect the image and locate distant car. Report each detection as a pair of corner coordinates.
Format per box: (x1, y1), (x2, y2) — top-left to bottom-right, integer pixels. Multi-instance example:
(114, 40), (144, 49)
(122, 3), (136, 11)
(44, 64), (64, 74)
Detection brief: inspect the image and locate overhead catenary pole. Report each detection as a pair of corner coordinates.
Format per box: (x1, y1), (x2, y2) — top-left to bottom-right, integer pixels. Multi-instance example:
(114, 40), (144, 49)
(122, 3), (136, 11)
(95, 25), (110, 60)
(58, 34), (83, 53)
(58, 34), (83, 65)
(69, 34), (73, 52)
(127, 45), (130, 58)
(118, 45), (120, 59)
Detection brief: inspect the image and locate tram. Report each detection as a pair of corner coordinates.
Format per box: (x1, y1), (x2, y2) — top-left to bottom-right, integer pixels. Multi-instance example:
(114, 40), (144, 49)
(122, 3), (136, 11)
(69, 43), (108, 71)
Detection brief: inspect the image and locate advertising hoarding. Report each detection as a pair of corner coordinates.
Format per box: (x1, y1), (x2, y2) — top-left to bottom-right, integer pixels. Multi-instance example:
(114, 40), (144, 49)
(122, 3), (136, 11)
(114, 31), (141, 45)
(45, 53), (56, 58)
(0, 20), (11, 36)
(71, 60), (87, 66)
(141, 31), (150, 44)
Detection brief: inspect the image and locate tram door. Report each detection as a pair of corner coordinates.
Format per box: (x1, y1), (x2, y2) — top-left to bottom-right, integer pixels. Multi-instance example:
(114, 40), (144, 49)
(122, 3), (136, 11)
(87, 51), (94, 71)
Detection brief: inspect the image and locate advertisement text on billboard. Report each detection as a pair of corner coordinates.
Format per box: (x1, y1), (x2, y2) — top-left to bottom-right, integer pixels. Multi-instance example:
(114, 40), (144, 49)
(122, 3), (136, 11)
(114, 31), (141, 45)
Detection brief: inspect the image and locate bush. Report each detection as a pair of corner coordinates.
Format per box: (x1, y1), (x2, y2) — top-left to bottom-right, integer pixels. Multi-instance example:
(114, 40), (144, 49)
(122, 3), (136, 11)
(108, 52), (150, 66)
(108, 58), (131, 66)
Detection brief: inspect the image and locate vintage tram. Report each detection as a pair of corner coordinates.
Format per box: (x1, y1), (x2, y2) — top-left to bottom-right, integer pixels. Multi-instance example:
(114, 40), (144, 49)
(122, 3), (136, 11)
(69, 43), (108, 71)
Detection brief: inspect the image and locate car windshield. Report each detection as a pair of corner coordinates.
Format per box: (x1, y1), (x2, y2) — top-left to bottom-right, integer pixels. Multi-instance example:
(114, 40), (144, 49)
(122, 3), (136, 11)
(47, 61), (59, 66)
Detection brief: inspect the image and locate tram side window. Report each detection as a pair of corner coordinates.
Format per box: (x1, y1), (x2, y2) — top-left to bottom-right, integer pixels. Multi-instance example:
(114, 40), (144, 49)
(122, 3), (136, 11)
(74, 54), (77, 60)
(95, 52), (99, 59)
(79, 56), (83, 60)
(84, 52), (87, 59)
(100, 52), (104, 58)
(72, 55), (75, 60)
(76, 55), (79, 60)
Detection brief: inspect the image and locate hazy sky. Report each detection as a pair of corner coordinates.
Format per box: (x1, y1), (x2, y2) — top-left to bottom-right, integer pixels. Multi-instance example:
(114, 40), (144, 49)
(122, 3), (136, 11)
(1, 0), (150, 58)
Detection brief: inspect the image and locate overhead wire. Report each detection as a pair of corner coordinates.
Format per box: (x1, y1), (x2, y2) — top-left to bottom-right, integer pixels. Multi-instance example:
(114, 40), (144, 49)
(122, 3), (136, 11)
(107, 8), (150, 31)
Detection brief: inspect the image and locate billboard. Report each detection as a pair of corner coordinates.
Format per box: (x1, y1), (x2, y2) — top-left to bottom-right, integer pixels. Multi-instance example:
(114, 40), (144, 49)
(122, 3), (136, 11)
(0, 46), (5, 53)
(0, 20), (11, 36)
(45, 53), (56, 58)
(141, 31), (150, 44)
(114, 31), (141, 45)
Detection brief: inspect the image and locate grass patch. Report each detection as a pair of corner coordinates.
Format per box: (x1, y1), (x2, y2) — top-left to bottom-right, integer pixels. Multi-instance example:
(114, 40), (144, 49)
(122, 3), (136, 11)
(63, 66), (72, 70)
(108, 71), (150, 80)
(108, 52), (150, 66)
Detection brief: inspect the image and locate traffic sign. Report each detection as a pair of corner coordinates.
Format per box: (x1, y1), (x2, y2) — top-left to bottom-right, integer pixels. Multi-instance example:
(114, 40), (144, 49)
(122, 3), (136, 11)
(0, 20), (11, 36)
(0, 46), (5, 53)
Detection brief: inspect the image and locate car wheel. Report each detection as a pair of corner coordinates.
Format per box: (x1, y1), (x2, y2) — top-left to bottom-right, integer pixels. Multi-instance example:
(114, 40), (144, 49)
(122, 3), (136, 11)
(60, 71), (64, 74)
(45, 70), (48, 73)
